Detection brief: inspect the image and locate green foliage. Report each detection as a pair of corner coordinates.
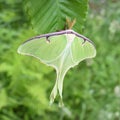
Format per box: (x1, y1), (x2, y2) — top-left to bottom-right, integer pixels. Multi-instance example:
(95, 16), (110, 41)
(24, 0), (88, 34)
(0, 0), (120, 120)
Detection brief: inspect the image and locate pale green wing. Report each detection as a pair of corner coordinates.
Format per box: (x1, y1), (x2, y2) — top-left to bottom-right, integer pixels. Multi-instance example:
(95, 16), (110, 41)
(17, 30), (96, 107)
(18, 35), (67, 62)
(71, 36), (96, 63)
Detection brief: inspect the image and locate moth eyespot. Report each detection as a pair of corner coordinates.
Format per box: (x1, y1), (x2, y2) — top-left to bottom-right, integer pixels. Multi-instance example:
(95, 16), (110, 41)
(82, 39), (86, 46)
(46, 37), (50, 43)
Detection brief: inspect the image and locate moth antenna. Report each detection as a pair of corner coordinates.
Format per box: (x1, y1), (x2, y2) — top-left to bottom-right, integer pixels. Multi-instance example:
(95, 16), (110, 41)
(66, 17), (76, 29)
(69, 18), (76, 29)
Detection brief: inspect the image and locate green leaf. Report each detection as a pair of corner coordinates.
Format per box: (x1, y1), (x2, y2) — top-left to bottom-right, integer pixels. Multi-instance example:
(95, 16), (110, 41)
(18, 30), (96, 106)
(24, 0), (88, 34)
(0, 89), (7, 109)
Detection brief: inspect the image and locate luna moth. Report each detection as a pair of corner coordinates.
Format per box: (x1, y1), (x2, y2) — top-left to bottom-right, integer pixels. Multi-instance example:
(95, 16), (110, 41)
(17, 29), (96, 107)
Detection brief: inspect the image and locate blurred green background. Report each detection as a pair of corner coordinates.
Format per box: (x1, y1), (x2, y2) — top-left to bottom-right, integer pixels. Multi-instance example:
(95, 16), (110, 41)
(0, 0), (120, 120)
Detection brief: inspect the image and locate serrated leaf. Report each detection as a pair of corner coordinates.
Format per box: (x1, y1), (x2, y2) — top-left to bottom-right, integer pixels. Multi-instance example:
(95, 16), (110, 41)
(24, 0), (88, 34)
